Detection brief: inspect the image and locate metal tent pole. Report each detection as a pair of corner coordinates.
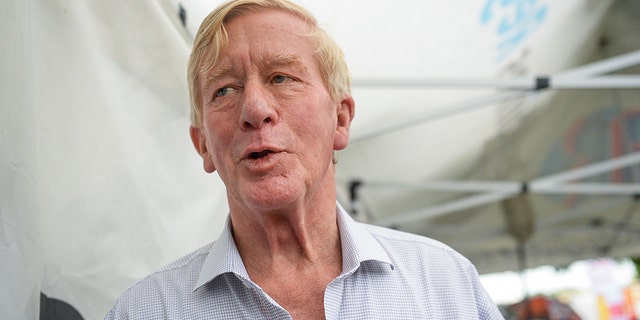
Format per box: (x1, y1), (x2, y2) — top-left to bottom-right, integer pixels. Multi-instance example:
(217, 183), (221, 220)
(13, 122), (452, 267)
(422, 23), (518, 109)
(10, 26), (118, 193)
(369, 151), (640, 227)
(349, 50), (640, 142)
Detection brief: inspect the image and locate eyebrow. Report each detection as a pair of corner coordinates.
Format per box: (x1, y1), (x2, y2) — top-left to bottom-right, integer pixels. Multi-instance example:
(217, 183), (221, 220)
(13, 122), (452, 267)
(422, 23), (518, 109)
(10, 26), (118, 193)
(203, 53), (310, 88)
(264, 54), (309, 76)
(205, 64), (233, 83)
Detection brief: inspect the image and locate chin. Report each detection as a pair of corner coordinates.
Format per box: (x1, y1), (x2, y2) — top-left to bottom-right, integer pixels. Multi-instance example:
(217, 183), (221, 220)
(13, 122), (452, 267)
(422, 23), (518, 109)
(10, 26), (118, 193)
(242, 181), (302, 211)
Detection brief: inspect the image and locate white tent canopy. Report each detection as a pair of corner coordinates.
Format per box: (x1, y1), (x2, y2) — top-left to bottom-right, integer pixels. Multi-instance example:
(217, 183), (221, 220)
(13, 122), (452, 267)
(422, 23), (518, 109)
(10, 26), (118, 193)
(2, 0), (639, 319)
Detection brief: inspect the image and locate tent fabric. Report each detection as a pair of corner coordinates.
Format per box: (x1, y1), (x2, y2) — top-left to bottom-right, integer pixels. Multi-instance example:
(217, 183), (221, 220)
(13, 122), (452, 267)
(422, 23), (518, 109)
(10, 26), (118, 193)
(331, 0), (640, 275)
(2, 0), (639, 319)
(2, 1), (228, 319)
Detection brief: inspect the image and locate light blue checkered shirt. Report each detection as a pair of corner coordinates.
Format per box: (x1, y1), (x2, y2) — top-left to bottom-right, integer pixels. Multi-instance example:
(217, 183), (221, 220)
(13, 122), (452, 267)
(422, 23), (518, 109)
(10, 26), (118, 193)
(105, 203), (504, 319)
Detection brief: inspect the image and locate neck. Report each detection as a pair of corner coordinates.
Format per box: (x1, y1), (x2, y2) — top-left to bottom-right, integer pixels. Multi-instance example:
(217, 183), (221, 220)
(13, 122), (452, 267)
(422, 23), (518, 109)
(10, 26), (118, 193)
(229, 198), (342, 278)
(227, 175), (343, 319)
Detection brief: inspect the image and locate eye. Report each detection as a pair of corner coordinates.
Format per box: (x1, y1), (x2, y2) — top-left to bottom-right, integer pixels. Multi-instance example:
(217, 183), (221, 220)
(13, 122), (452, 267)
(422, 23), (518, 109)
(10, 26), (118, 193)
(272, 74), (291, 84)
(215, 86), (236, 97)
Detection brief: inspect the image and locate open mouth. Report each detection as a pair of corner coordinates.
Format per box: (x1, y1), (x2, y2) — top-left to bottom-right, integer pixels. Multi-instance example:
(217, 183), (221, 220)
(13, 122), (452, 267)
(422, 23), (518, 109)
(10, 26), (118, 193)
(248, 150), (273, 160)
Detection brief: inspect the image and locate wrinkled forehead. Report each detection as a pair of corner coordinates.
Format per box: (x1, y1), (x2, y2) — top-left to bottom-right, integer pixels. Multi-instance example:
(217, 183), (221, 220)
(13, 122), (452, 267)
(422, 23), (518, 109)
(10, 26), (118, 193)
(200, 9), (315, 73)
(209, 11), (317, 70)
(207, 52), (310, 79)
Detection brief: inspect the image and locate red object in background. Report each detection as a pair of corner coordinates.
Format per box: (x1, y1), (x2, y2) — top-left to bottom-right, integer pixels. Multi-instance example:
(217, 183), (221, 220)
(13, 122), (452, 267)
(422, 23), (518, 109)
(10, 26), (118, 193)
(507, 295), (582, 320)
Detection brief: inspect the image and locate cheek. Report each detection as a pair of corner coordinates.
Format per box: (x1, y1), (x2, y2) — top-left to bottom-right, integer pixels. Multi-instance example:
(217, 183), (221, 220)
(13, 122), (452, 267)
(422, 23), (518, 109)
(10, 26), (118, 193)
(290, 106), (336, 149)
(202, 117), (234, 156)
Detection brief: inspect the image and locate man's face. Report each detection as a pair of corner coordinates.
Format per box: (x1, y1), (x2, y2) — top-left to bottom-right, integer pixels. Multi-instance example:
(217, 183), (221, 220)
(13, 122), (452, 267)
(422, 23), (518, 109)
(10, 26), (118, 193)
(190, 9), (354, 212)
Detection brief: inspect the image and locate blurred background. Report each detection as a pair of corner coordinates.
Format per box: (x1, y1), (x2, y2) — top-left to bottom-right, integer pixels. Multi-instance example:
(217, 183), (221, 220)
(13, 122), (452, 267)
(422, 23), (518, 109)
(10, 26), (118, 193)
(2, 0), (639, 319)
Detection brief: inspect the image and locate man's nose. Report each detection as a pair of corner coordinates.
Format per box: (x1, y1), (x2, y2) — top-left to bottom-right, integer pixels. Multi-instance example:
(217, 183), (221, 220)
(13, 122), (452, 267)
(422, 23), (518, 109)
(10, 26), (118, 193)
(239, 82), (278, 130)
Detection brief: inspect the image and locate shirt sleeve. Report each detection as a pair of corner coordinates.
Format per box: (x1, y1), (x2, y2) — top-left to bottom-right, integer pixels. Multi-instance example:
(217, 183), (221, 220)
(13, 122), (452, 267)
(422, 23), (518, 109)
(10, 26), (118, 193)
(465, 259), (505, 320)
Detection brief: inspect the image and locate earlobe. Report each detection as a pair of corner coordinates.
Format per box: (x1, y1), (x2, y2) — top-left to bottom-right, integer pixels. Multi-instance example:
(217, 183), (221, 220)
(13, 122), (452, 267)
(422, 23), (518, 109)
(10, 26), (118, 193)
(334, 96), (355, 151)
(189, 126), (216, 173)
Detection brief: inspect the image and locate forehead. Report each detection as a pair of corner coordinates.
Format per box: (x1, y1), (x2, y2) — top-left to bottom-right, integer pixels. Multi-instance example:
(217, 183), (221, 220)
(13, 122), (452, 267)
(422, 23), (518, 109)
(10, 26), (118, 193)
(220, 10), (316, 67)
(225, 8), (313, 39)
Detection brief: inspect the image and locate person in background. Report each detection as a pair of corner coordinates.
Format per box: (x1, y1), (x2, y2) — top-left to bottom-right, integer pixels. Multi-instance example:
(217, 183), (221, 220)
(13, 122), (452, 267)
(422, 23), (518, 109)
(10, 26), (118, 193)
(105, 0), (504, 318)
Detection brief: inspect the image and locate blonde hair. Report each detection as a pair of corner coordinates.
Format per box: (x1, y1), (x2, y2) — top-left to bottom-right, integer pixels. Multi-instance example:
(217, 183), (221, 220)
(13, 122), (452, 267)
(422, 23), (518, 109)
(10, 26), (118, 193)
(187, 0), (351, 125)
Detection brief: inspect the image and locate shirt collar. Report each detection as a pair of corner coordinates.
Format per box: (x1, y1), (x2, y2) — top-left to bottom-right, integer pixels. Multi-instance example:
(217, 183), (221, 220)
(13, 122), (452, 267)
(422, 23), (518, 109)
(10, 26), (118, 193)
(335, 201), (394, 275)
(194, 202), (394, 291)
(194, 216), (249, 291)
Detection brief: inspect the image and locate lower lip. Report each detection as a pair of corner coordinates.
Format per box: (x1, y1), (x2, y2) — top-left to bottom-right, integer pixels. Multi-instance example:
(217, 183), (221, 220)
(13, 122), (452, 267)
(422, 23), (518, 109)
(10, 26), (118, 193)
(243, 152), (281, 171)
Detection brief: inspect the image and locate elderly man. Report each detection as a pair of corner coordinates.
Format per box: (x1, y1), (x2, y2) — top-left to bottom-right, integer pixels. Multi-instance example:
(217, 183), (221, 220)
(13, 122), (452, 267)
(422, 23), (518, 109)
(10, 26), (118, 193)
(105, 0), (504, 319)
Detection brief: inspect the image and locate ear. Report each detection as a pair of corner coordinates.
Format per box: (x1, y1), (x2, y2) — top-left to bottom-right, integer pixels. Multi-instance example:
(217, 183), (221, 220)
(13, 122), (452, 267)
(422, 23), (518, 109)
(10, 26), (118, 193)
(189, 125), (216, 173)
(333, 95), (355, 151)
